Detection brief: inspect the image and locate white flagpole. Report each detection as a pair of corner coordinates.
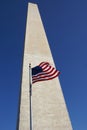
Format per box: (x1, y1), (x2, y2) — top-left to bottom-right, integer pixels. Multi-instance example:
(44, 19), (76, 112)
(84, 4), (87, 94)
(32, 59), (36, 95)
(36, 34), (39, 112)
(29, 63), (32, 130)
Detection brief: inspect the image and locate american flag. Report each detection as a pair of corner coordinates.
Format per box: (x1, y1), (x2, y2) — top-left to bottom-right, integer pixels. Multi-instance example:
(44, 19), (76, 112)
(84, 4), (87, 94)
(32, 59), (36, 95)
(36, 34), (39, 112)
(32, 62), (60, 84)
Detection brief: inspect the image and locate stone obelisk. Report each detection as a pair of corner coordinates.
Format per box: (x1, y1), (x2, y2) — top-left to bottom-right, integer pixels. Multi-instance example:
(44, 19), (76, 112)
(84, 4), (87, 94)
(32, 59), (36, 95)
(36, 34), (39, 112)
(17, 3), (73, 130)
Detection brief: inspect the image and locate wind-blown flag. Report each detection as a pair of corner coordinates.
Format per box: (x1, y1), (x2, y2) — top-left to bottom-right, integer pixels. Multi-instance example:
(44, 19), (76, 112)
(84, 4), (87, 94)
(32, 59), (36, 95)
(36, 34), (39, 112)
(32, 62), (60, 84)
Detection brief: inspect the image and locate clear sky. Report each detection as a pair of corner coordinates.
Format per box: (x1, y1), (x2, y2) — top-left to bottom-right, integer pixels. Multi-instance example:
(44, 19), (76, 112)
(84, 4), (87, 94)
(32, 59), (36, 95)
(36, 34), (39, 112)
(0, 0), (87, 130)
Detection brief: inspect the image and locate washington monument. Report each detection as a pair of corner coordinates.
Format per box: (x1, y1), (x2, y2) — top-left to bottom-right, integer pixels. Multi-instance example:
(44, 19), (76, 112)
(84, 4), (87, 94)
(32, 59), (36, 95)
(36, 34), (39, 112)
(17, 3), (73, 130)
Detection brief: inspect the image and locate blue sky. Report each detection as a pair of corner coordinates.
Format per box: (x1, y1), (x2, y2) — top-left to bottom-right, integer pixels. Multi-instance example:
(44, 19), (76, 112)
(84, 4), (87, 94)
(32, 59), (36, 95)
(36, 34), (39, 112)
(0, 0), (87, 130)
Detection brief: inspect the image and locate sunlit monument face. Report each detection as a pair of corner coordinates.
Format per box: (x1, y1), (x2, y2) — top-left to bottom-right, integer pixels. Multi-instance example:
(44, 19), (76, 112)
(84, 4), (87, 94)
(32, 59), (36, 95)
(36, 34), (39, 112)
(17, 3), (72, 130)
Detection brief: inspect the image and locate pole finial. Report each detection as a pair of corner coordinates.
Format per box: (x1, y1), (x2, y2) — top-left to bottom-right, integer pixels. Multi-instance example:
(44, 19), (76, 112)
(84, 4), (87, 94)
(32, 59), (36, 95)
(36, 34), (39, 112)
(29, 63), (31, 67)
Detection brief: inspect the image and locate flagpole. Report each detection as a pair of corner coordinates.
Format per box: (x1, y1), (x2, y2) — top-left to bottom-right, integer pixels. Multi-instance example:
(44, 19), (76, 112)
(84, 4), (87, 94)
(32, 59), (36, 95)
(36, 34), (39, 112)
(29, 63), (32, 130)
